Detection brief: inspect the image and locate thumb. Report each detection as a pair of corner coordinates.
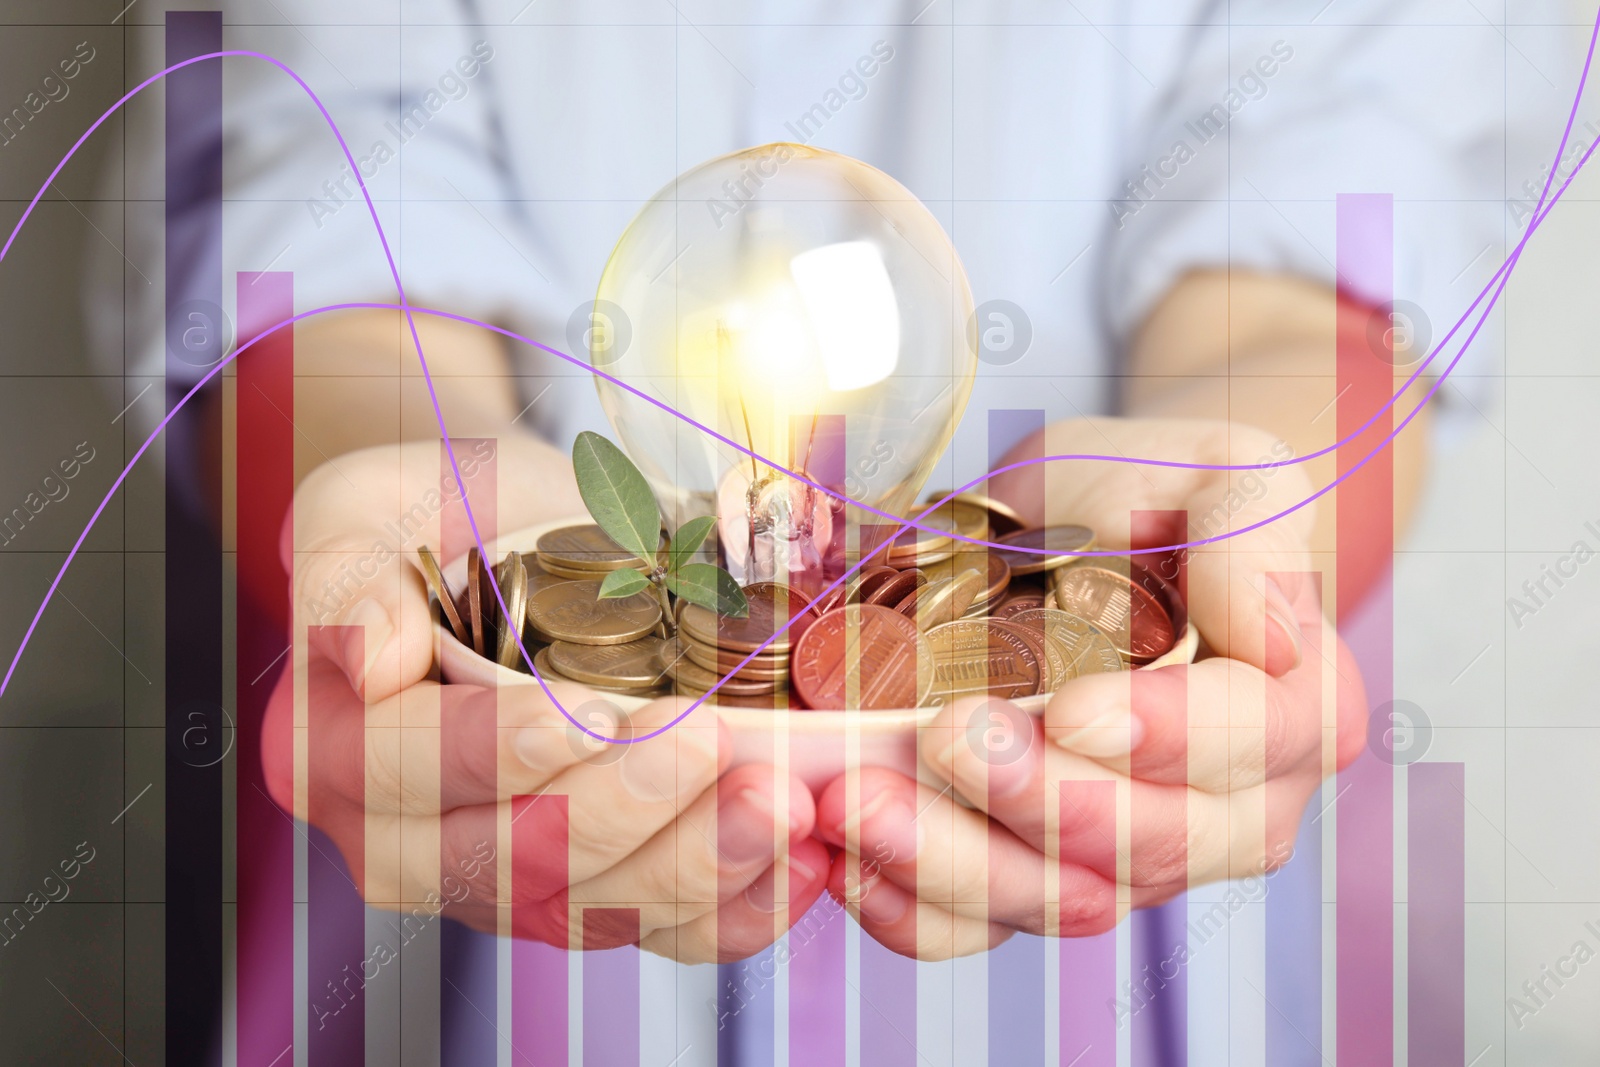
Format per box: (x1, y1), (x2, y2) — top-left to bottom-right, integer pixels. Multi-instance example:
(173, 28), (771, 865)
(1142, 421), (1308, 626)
(291, 530), (437, 703)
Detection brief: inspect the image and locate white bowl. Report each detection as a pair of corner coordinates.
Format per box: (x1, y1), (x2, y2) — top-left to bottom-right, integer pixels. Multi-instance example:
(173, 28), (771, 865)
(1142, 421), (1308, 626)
(437, 519), (1199, 792)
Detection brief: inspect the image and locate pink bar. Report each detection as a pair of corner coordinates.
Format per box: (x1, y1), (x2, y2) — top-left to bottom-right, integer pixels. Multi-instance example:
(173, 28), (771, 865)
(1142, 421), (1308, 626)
(234, 270), (296, 1067)
(1407, 763), (1465, 1067)
(513, 792), (569, 1066)
(1059, 779), (1116, 1067)
(307, 626), (366, 1065)
(790, 413), (848, 1066)
(583, 909), (641, 1064)
(1336, 192), (1395, 1067)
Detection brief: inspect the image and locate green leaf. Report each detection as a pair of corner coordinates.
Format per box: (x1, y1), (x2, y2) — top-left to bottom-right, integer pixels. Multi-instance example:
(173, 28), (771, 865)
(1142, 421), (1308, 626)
(669, 515), (717, 571)
(666, 563), (749, 618)
(597, 567), (652, 599)
(571, 431), (662, 565)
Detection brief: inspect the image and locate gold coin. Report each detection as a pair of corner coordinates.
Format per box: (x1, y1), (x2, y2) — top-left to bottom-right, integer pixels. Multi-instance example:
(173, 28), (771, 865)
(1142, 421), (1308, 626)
(923, 490), (1027, 537)
(526, 580), (662, 645)
(918, 499), (990, 544)
(493, 552), (529, 668)
(1007, 608), (1125, 679)
(885, 509), (959, 566)
(416, 546), (470, 647)
(547, 636), (671, 688)
(999, 617), (1065, 690)
(993, 525), (1097, 576)
(536, 557), (651, 581)
(921, 551), (1010, 606)
(535, 523), (652, 571)
(912, 567), (988, 631)
(535, 646), (669, 696)
(520, 553), (584, 597)
(923, 619), (1042, 701)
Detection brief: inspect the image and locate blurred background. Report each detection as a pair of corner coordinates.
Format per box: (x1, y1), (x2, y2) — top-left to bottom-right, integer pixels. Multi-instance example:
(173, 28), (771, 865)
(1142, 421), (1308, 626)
(0, 1), (1596, 1064)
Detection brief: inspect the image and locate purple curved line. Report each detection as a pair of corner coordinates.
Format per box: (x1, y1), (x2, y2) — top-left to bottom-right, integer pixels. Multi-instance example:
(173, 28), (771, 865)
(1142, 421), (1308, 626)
(0, 19), (1595, 743)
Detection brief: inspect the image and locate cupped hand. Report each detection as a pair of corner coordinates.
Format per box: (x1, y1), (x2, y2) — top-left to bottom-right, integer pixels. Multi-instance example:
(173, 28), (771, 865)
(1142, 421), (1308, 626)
(812, 417), (1369, 959)
(263, 440), (828, 963)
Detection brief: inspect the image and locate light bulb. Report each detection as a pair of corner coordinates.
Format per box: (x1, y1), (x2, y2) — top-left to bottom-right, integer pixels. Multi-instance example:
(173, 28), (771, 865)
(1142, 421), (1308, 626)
(591, 144), (976, 594)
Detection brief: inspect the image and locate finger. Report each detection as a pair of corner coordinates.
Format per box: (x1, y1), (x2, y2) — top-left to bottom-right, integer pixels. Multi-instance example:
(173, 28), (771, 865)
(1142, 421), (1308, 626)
(288, 438), (586, 704)
(290, 462), (437, 704)
(567, 764), (815, 937)
(1184, 522), (1315, 679)
(1043, 657), (1324, 793)
(298, 666), (627, 817)
(640, 838), (832, 964)
(503, 697), (728, 887)
(812, 768), (1110, 934)
(918, 698), (1240, 890)
(826, 852), (1012, 961)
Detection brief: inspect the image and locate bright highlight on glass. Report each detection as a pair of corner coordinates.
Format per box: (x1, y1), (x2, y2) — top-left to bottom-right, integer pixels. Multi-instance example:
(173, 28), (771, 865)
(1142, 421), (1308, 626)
(591, 143), (977, 594)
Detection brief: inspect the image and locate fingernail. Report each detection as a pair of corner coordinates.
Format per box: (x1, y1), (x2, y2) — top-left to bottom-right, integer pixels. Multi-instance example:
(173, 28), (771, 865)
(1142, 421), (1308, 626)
(744, 853), (820, 914)
(833, 787), (894, 841)
(718, 787), (780, 865)
(926, 735), (960, 777)
(341, 598), (392, 694)
(856, 876), (908, 925)
(1263, 579), (1303, 676)
(1054, 708), (1142, 758)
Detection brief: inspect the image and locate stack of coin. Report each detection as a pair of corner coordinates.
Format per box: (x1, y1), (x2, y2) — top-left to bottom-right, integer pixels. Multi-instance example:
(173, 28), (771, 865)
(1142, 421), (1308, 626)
(523, 575), (671, 697)
(665, 582), (815, 707)
(426, 505), (1188, 709)
(417, 546), (534, 668)
(535, 523), (656, 580)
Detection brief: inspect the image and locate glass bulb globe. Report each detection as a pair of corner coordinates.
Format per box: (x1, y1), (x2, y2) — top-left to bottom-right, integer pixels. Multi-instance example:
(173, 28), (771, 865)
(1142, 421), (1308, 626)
(591, 143), (976, 593)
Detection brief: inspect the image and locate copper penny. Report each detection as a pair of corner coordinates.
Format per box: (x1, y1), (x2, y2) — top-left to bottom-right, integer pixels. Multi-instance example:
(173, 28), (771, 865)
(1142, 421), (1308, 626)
(995, 619), (1060, 690)
(466, 547), (488, 656)
(676, 686), (806, 710)
(791, 604), (931, 710)
(864, 568), (926, 607)
(923, 498), (991, 544)
(855, 566), (902, 602)
(923, 619), (1042, 701)
(926, 490), (1027, 537)
(536, 523), (654, 571)
(992, 591), (1045, 621)
(526, 580), (662, 645)
(1052, 562), (1174, 663)
(1008, 608), (1125, 677)
(993, 525), (1097, 576)
(911, 567), (988, 631)
(493, 552), (530, 668)
(885, 509), (959, 566)
(679, 582), (815, 654)
(1127, 558), (1188, 662)
(657, 637), (779, 696)
(923, 552), (1010, 606)
(416, 546), (470, 647)
(521, 553), (579, 599)
(535, 646), (669, 696)
(548, 636), (671, 688)
(681, 636), (788, 680)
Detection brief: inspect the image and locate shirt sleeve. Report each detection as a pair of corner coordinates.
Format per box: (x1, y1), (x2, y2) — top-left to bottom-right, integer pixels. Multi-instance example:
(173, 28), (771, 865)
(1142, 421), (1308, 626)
(91, 0), (540, 398)
(1100, 0), (1572, 435)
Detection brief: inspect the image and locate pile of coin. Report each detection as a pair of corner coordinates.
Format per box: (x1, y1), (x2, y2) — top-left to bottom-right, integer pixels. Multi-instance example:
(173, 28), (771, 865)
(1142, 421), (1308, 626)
(419, 497), (1189, 710)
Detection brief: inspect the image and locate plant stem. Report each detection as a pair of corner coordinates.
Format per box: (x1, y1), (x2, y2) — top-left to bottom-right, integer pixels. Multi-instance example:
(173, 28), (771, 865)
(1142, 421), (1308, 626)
(652, 574), (676, 636)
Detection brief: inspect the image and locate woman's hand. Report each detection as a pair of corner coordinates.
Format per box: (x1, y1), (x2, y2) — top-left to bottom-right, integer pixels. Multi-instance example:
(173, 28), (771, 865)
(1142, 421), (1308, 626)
(812, 417), (1368, 958)
(262, 439), (828, 963)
